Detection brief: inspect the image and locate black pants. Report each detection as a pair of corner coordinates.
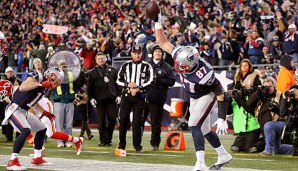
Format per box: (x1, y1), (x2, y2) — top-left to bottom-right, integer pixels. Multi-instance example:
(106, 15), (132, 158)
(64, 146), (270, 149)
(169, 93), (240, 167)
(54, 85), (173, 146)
(148, 102), (164, 147)
(118, 95), (146, 150)
(232, 129), (260, 152)
(96, 101), (117, 144)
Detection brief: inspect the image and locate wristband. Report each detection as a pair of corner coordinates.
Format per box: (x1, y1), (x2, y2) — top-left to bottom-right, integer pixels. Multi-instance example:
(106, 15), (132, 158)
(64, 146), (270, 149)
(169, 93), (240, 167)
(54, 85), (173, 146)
(155, 22), (162, 30)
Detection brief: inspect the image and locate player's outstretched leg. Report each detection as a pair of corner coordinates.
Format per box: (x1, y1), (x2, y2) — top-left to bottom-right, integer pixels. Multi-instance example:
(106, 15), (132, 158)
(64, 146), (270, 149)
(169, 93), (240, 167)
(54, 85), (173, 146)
(204, 131), (233, 170)
(51, 132), (84, 155)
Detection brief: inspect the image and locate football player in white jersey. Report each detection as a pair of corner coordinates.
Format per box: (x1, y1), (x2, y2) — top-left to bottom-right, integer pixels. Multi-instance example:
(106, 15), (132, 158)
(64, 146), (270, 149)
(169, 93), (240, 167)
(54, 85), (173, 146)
(154, 20), (233, 170)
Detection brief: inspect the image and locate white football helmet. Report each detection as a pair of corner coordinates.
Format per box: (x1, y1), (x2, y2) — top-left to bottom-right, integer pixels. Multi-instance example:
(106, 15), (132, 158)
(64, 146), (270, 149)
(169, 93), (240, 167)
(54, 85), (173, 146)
(173, 46), (199, 73)
(44, 67), (65, 90)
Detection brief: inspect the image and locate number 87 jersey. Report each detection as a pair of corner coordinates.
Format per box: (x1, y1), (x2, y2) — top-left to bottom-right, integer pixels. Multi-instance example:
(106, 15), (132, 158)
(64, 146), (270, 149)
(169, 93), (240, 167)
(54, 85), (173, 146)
(172, 46), (219, 99)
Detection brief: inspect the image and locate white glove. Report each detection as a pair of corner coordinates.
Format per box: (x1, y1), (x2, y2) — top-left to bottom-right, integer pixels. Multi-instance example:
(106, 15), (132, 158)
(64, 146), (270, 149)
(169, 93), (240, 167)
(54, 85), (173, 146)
(90, 98), (97, 107)
(212, 118), (228, 135)
(115, 96), (121, 105)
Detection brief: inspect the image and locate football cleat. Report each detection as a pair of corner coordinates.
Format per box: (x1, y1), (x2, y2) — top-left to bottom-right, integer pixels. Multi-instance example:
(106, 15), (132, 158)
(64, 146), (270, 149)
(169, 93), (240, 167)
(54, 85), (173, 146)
(31, 157), (51, 166)
(7, 158), (27, 170)
(75, 137), (84, 155)
(193, 161), (208, 171)
(209, 153), (233, 170)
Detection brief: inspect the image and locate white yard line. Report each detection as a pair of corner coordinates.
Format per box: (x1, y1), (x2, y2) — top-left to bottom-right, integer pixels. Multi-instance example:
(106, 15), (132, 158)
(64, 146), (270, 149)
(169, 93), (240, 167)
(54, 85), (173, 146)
(0, 155), (276, 171)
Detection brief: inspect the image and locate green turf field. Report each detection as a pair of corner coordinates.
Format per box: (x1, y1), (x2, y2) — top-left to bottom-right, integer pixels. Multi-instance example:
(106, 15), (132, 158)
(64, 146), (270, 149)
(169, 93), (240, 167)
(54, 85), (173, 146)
(0, 129), (297, 171)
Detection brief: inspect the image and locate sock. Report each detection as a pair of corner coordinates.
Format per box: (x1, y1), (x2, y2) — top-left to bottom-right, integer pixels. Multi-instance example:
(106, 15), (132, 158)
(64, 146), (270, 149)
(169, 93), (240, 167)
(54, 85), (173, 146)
(11, 153), (19, 160)
(51, 132), (75, 142)
(33, 149), (42, 158)
(215, 145), (228, 156)
(73, 137), (79, 143)
(196, 151), (205, 163)
(26, 133), (34, 144)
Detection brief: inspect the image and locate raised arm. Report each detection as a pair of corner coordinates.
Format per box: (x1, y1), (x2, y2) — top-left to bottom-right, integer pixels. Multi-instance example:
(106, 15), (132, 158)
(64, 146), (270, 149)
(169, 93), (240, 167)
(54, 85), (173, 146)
(154, 22), (174, 55)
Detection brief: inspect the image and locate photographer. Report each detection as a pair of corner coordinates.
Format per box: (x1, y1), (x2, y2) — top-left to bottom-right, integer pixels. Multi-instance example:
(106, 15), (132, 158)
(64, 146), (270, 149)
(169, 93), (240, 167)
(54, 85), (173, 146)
(278, 84), (298, 156)
(247, 77), (283, 154)
(230, 59), (262, 153)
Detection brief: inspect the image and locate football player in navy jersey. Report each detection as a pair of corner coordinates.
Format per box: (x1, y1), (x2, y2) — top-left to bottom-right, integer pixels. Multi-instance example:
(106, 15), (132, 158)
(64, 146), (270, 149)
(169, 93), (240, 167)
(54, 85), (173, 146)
(1, 67), (64, 170)
(154, 20), (233, 170)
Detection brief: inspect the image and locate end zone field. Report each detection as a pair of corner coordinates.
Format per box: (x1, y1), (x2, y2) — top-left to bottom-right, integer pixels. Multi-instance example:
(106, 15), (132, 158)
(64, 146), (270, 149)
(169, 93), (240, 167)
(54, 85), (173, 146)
(0, 129), (297, 171)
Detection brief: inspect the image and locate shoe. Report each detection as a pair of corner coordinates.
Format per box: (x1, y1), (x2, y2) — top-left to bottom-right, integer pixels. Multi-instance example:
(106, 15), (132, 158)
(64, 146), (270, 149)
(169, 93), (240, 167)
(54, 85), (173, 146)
(98, 142), (107, 146)
(259, 151), (274, 156)
(152, 146), (159, 151)
(29, 146), (46, 157)
(75, 137), (84, 155)
(193, 161), (208, 171)
(7, 158), (27, 170)
(136, 149), (143, 154)
(230, 145), (240, 152)
(249, 147), (258, 153)
(209, 153), (233, 170)
(65, 142), (73, 148)
(88, 134), (94, 140)
(31, 157), (51, 165)
(57, 142), (64, 148)
(107, 142), (113, 146)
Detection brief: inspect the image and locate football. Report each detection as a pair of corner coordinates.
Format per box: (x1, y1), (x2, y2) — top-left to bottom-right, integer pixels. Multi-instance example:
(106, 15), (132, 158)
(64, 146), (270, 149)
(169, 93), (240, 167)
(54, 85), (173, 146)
(145, 0), (160, 20)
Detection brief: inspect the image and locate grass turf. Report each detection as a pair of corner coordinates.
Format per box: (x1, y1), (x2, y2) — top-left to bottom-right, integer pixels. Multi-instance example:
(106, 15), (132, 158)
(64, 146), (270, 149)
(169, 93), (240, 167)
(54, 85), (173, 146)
(0, 129), (298, 171)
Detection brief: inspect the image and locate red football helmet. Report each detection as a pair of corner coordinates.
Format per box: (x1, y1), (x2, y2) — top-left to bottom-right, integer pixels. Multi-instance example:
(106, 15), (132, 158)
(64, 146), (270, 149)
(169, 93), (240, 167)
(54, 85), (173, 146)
(0, 80), (13, 102)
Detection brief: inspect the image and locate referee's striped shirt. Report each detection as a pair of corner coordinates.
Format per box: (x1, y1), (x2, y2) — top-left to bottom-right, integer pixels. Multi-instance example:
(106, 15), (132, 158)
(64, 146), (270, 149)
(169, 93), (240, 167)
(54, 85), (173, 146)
(116, 60), (154, 90)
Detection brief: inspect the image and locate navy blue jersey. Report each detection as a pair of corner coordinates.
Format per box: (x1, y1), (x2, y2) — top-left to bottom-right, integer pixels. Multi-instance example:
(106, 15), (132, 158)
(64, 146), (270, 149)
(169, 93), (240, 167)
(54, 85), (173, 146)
(11, 69), (45, 110)
(12, 87), (45, 111)
(26, 69), (43, 83)
(178, 58), (219, 99)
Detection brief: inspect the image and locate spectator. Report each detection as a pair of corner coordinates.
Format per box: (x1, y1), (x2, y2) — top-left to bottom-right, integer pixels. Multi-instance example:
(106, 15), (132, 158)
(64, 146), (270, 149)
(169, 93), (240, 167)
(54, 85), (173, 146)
(79, 43), (96, 70)
(283, 24), (298, 63)
(276, 55), (296, 92)
(230, 59), (261, 153)
(215, 36), (234, 66)
(247, 77), (284, 153)
(7, 45), (18, 73)
(88, 52), (118, 146)
(244, 31), (264, 64)
(116, 45), (154, 154)
(36, 44), (47, 69)
(269, 36), (283, 63)
(51, 59), (76, 148)
(145, 45), (175, 150)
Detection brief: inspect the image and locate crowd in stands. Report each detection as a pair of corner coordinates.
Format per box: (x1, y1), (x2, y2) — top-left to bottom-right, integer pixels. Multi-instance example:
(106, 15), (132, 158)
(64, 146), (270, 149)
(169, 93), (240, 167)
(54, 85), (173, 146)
(0, 0), (298, 73)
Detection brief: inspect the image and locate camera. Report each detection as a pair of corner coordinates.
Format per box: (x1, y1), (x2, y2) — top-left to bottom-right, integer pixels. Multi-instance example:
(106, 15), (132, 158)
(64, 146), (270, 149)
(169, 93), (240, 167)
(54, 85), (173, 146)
(268, 101), (278, 110)
(285, 90), (295, 99)
(244, 86), (254, 96)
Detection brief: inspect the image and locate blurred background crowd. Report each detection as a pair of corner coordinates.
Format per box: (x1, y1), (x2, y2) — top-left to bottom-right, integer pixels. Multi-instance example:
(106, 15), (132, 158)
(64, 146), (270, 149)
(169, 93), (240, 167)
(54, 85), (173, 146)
(0, 0), (298, 73)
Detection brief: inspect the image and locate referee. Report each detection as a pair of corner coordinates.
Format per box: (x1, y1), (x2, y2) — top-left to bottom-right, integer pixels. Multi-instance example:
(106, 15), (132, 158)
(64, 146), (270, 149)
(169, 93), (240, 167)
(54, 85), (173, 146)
(116, 45), (154, 154)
